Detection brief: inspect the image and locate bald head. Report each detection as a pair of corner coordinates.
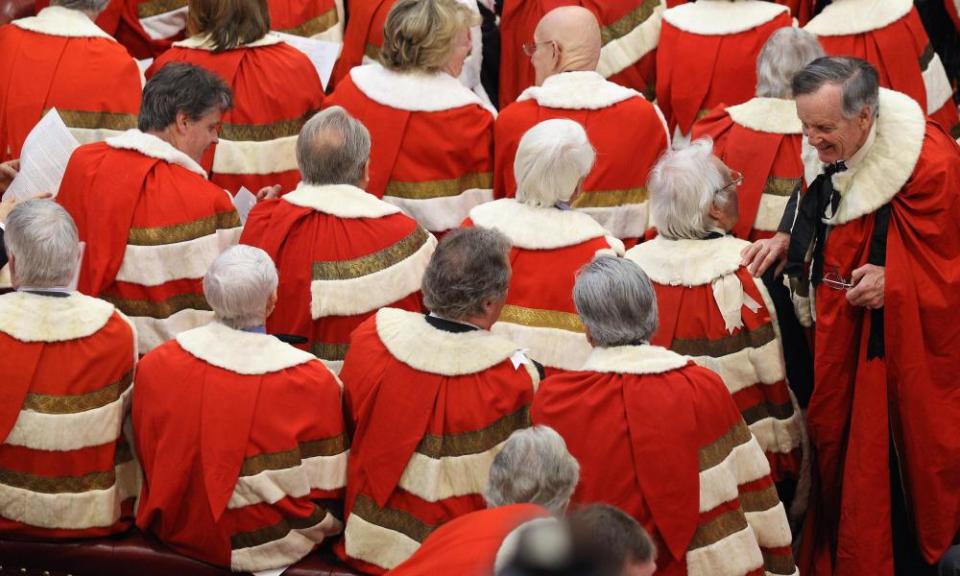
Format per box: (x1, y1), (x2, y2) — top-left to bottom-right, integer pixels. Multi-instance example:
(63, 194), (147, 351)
(532, 6), (601, 84)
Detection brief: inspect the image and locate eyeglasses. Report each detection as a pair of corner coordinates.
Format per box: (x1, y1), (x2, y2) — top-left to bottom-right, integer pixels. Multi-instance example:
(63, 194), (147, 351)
(822, 267), (855, 290)
(522, 40), (554, 57)
(715, 170), (743, 196)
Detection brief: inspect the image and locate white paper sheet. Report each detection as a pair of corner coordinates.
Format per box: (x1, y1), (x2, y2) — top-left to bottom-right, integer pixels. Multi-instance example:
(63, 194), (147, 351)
(233, 186), (257, 224)
(7, 109), (80, 200)
(137, 58), (154, 75)
(272, 32), (342, 88)
(252, 568), (287, 576)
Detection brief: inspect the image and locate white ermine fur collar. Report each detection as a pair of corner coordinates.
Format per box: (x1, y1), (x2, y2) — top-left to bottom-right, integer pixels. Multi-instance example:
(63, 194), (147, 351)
(376, 308), (522, 376)
(469, 199), (621, 252)
(663, 0), (789, 36)
(625, 235), (749, 286)
(173, 33), (284, 50)
(806, 89), (925, 225)
(283, 183), (401, 219)
(12, 6), (115, 40)
(727, 98), (802, 134)
(582, 345), (689, 375)
(517, 71), (641, 110)
(176, 322), (317, 375)
(350, 64), (496, 115)
(804, 0), (912, 37)
(0, 292), (115, 343)
(106, 130), (207, 177)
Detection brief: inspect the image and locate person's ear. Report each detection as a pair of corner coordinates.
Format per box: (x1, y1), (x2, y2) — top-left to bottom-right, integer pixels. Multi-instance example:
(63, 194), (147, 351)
(175, 111), (190, 135)
(707, 199), (724, 223)
(359, 161), (371, 189)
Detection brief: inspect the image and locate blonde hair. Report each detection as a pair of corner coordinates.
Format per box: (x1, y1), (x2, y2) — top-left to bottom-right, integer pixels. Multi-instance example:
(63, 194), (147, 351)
(380, 0), (478, 72)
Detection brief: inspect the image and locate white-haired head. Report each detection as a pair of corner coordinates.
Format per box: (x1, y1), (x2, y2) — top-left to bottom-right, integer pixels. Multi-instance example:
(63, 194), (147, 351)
(203, 245), (278, 330)
(485, 426), (580, 515)
(4, 201), (80, 289)
(514, 119), (595, 208)
(648, 138), (735, 240)
(756, 27), (825, 99)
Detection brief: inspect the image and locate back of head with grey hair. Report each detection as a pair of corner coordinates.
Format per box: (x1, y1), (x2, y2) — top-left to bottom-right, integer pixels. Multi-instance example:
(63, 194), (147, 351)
(297, 106), (372, 186)
(421, 227), (511, 320)
(574, 256), (658, 347)
(4, 201), (80, 289)
(755, 27), (825, 99)
(485, 426), (580, 515)
(791, 56), (880, 118)
(138, 63), (233, 132)
(203, 245), (278, 330)
(648, 138), (728, 240)
(51, 0), (110, 14)
(514, 119), (596, 208)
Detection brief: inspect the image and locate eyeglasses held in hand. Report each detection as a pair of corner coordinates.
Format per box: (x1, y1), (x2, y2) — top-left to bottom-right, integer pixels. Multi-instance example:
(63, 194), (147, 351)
(822, 268), (855, 290)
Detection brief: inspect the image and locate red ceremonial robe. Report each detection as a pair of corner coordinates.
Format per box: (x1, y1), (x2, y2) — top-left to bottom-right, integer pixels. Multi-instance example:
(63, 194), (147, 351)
(532, 345), (797, 576)
(949, 0), (960, 31)
(336, 308), (540, 573)
(57, 130), (242, 353)
(693, 97), (806, 241)
(0, 292), (138, 539)
(240, 183), (436, 372)
(114, 0), (187, 58)
(326, 64), (495, 236)
(387, 504), (550, 576)
(796, 89), (960, 575)
(0, 7), (141, 162)
(805, 0), (960, 139)
(656, 0), (790, 138)
(134, 321), (346, 572)
(626, 235), (803, 482)
(269, 0), (342, 39)
(499, 0), (664, 107)
(147, 34), (324, 196)
(495, 71), (669, 242)
(464, 199), (624, 374)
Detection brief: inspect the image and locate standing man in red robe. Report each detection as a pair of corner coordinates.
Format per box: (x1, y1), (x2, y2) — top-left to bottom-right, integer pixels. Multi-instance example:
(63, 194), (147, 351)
(742, 56), (960, 576)
(241, 107), (436, 373)
(58, 63), (241, 354)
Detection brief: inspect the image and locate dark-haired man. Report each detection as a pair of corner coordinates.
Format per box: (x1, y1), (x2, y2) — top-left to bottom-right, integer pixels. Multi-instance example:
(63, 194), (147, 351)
(58, 62), (241, 353)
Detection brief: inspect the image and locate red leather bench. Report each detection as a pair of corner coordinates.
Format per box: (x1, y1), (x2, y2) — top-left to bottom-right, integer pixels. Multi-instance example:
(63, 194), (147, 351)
(0, 530), (361, 576)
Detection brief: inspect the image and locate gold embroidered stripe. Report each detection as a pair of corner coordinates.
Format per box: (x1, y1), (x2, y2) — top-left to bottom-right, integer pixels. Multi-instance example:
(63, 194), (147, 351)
(600, 0), (660, 45)
(499, 304), (585, 333)
(696, 108), (712, 122)
(127, 211), (241, 246)
(689, 509), (749, 550)
(103, 292), (210, 319)
(698, 421), (752, 472)
(311, 342), (349, 361)
(0, 468), (115, 494)
(239, 434), (348, 477)
(219, 111), (318, 142)
(670, 322), (776, 359)
(22, 371), (133, 415)
(230, 505), (327, 549)
(137, 0), (187, 19)
(312, 226), (429, 281)
(763, 176), (800, 198)
(364, 43), (381, 61)
(740, 483), (781, 514)
(385, 172), (493, 200)
(278, 9), (338, 37)
(763, 550), (798, 575)
(51, 109), (137, 131)
(415, 406), (530, 459)
(351, 494), (434, 543)
(740, 399), (794, 426)
(920, 43), (935, 71)
(572, 186), (648, 208)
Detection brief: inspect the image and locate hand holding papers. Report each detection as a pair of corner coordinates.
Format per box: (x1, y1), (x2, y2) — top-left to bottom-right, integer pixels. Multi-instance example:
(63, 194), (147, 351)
(233, 186), (258, 224)
(6, 109), (80, 201)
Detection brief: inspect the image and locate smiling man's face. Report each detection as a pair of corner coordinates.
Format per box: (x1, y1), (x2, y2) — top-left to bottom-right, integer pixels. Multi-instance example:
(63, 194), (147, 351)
(796, 82), (872, 165)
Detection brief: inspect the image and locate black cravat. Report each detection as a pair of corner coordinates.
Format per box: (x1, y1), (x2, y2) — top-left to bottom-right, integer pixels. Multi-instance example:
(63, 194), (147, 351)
(784, 161), (848, 287)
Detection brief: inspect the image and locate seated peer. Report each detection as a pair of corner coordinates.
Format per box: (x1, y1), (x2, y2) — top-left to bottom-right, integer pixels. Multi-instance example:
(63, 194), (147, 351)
(57, 63), (241, 354)
(533, 256), (797, 576)
(241, 106), (436, 372)
(389, 425), (580, 576)
(466, 119), (623, 375)
(0, 201), (138, 538)
(336, 227), (541, 573)
(133, 245), (346, 572)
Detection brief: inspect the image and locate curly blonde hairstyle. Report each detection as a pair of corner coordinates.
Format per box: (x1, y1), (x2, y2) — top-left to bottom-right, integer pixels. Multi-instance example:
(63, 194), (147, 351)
(380, 0), (479, 72)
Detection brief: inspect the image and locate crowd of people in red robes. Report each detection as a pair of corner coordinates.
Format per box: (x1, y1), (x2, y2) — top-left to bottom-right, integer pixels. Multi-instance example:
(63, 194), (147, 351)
(0, 0), (959, 575)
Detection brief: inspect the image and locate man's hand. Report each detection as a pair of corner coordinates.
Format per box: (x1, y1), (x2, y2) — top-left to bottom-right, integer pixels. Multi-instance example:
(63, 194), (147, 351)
(0, 159), (20, 195)
(256, 184), (282, 201)
(847, 264), (884, 309)
(741, 232), (790, 277)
